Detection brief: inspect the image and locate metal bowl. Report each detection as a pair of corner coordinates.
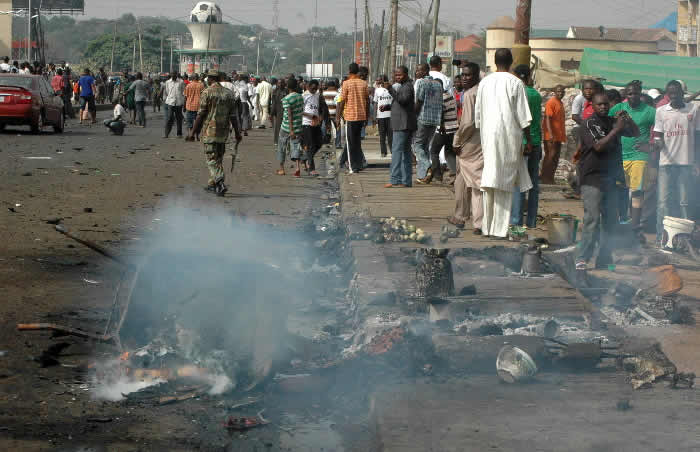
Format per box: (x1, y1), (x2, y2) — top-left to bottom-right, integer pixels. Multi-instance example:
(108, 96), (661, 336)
(496, 345), (538, 383)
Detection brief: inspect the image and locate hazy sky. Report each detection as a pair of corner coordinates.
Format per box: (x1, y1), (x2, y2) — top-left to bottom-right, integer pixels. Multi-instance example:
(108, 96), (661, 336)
(83, 0), (676, 34)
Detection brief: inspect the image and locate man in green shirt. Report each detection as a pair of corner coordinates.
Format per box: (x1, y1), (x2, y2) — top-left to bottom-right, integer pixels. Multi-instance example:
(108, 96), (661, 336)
(609, 80), (655, 229)
(187, 70), (242, 197)
(276, 77), (304, 177)
(510, 65), (542, 228)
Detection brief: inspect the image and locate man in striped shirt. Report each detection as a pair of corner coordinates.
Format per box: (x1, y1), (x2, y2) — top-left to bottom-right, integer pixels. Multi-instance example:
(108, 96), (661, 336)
(277, 77), (304, 177)
(323, 80), (339, 148)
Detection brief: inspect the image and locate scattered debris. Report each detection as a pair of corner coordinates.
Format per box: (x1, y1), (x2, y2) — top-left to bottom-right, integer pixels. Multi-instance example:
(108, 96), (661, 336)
(21, 172), (32, 176)
(45, 218), (62, 225)
(649, 265), (683, 296)
(616, 399), (632, 411)
(82, 278), (100, 285)
(34, 342), (70, 367)
(87, 417), (113, 423)
(622, 343), (695, 390)
(224, 411), (268, 431)
(83, 207), (93, 213)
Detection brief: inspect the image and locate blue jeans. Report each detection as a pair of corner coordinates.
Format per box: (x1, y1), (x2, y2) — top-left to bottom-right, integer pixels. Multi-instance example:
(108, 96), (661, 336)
(277, 129), (302, 163)
(413, 123), (436, 179)
(578, 182), (618, 266)
(656, 165), (692, 242)
(510, 146), (542, 227)
(390, 130), (413, 186)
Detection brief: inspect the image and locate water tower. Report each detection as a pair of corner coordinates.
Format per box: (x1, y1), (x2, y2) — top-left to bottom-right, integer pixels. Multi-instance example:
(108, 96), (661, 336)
(176, 1), (238, 75)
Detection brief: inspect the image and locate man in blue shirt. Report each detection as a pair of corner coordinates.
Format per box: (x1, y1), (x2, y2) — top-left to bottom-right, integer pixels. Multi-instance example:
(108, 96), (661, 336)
(78, 68), (97, 124)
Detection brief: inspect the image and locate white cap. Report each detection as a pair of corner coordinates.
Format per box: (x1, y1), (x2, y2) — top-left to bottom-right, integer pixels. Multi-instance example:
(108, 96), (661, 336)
(647, 89), (661, 99)
(676, 80), (687, 92)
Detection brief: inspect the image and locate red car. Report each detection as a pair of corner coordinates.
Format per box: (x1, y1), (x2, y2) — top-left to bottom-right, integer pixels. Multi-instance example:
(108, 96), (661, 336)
(0, 74), (64, 133)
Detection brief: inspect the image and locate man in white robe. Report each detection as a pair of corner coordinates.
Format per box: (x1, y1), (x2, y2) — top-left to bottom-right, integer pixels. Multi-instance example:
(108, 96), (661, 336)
(474, 48), (533, 238)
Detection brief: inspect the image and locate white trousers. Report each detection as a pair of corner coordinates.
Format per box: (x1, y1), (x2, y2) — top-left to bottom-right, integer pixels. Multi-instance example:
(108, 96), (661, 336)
(482, 188), (512, 238)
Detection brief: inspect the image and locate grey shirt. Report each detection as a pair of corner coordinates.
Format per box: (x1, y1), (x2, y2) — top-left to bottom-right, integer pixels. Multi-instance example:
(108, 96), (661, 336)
(387, 80), (417, 132)
(128, 80), (149, 102)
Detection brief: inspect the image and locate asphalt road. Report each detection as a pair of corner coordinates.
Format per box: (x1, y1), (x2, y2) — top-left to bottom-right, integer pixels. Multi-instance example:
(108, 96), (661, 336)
(0, 110), (359, 451)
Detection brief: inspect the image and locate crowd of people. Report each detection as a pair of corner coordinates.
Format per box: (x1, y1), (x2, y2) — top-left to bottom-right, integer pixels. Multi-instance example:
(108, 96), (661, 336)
(6, 51), (699, 269)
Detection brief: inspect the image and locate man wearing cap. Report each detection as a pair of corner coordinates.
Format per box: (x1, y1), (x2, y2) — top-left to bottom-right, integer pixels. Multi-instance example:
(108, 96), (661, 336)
(187, 70), (242, 197)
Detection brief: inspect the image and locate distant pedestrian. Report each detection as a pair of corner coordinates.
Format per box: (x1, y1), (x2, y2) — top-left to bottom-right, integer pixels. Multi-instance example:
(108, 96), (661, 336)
(425, 79), (458, 184)
(162, 72), (185, 138)
(336, 63), (369, 173)
(104, 100), (127, 135)
(609, 80), (656, 231)
(152, 79), (162, 112)
(414, 63), (443, 183)
(474, 49), (532, 238)
(256, 77), (272, 128)
(576, 93), (638, 270)
(78, 68), (97, 124)
(540, 85), (566, 184)
(62, 67), (74, 118)
(510, 64), (543, 229)
(126, 72), (149, 127)
(236, 74), (253, 134)
(384, 66), (416, 188)
(270, 79), (288, 148)
(187, 70), (242, 196)
(184, 73), (205, 139)
(276, 77), (304, 176)
(653, 80), (700, 248)
(374, 75), (393, 158)
(302, 79), (322, 175)
(449, 62), (483, 233)
(322, 80), (341, 149)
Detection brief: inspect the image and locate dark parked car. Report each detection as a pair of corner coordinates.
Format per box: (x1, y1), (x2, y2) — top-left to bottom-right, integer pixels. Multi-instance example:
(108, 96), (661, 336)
(0, 74), (64, 133)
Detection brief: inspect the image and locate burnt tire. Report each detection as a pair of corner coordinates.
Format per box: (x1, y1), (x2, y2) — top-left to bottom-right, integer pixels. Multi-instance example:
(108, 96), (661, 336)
(30, 112), (45, 134)
(53, 114), (64, 133)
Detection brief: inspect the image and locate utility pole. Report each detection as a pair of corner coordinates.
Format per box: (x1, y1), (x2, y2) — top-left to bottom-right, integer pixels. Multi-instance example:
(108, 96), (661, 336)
(256, 32), (261, 75)
(160, 35), (164, 74)
(389, 0), (398, 72)
(513, 0), (532, 69)
(340, 47), (343, 78)
(364, 0), (371, 77)
(311, 0), (317, 77)
(353, 0), (358, 63)
(430, 0), (440, 55)
(27, 0), (31, 61)
(138, 22), (144, 73)
(110, 22), (117, 73)
(321, 45), (325, 77)
(375, 10), (385, 77)
(132, 39), (136, 73)
(169, 35), (173, 73)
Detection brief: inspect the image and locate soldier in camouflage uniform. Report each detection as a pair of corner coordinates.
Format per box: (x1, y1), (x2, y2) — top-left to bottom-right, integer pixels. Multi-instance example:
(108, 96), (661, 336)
(187, 70), (242, 196)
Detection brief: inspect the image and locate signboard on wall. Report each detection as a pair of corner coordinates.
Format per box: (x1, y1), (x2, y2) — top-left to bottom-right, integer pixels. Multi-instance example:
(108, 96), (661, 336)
(434, 35), (454, 59)
(13, 0), (84, 13)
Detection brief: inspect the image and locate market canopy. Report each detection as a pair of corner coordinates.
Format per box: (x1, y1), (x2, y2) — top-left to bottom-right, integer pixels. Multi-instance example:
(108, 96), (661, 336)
(578, 47), (700, 92)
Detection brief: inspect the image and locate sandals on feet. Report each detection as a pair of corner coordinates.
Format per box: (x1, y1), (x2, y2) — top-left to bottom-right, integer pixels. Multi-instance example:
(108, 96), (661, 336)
(275, 169), (286, 176)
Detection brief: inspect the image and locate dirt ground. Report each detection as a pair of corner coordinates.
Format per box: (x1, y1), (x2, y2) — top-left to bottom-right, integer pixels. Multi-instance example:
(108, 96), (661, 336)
(2, 111), (700, 452)
(0, 112), (370, 451)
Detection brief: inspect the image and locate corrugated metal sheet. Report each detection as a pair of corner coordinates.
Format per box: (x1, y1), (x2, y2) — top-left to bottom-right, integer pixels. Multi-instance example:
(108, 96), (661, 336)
(578, 48), (700, 91)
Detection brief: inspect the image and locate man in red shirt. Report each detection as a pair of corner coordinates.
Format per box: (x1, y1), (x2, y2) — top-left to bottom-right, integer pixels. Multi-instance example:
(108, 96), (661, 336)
(51, 68), (65, 95)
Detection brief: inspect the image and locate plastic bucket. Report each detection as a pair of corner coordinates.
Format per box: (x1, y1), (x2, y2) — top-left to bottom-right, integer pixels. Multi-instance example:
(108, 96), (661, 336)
(548, 215), (576, 246)
(663, 216), (695, 249)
